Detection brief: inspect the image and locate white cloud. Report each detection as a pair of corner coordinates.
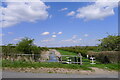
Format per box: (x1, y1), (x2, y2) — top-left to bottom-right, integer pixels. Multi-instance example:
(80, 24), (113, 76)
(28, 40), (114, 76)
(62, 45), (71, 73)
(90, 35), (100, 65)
(72, 35), (77, 39)
(79, 38), (82, 40)
(58, 32), (62, 35)
(61, 39), (72, 42)
(0, 33), (4, 36)
(41, 32), (50, 35)
(60, 38), (82, 44)
(60, 35), (82, 44)
(67, 11), (75, 16)
(68, 0), (118, 20)
(8, 32), (13, 34)
(59, 8), (68, 11)
(52, 35), (56, 38)
(84, 34), (89, 37)
(0, 0), (49, 28)
(13, 37), (23, 41)
(41, 38), (55, 42)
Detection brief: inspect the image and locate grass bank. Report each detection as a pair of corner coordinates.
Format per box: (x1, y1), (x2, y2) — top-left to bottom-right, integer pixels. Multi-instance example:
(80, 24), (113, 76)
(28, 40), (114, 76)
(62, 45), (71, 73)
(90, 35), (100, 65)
(57, 50), (76, 55)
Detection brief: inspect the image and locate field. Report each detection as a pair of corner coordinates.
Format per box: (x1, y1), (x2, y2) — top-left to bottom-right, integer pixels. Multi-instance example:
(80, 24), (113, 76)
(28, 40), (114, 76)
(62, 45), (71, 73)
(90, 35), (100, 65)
(57, 50), (77, 55)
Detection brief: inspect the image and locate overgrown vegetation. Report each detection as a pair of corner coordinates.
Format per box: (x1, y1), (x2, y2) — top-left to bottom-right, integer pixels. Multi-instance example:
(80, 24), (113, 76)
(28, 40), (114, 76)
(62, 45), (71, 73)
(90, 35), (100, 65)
(98, 35), (120, 51)
(2, 37), (49, 56)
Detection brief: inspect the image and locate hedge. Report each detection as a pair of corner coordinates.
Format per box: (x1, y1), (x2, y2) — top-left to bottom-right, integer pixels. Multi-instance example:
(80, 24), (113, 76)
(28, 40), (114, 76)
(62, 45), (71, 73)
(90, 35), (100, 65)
(87, 51), (120, 64)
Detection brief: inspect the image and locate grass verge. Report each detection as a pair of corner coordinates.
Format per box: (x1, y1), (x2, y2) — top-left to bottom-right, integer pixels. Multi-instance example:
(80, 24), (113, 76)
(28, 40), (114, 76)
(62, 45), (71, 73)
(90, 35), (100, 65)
(2, 60), (91, 70)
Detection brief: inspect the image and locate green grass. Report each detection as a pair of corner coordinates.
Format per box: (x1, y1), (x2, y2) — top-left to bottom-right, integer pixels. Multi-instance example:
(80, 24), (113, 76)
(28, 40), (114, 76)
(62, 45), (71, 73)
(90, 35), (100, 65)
(57, 50), (76, 55)
(2, 60), (91, 70)
(2, 60), (119, 71)
(57, 49), (78, 61)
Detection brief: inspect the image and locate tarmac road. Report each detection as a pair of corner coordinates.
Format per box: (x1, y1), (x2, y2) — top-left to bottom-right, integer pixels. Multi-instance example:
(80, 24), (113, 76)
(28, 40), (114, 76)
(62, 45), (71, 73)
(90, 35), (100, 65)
(2, 70), (118, 78)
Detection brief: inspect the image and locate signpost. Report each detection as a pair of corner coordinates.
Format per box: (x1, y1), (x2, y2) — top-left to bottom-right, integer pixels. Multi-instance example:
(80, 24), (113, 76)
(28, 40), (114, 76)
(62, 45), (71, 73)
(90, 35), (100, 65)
(66, 57), (71, 64)
(90, 57), (96, 64)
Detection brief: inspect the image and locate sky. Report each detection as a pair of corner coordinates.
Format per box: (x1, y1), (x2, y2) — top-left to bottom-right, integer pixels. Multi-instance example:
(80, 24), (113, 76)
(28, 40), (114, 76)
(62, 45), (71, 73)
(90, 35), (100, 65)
(0, 0), (119, 47)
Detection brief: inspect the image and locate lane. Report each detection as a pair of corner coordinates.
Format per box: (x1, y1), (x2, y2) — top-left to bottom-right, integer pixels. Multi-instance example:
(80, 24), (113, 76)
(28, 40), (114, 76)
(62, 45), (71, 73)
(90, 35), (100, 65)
(2, 71), (118, 78)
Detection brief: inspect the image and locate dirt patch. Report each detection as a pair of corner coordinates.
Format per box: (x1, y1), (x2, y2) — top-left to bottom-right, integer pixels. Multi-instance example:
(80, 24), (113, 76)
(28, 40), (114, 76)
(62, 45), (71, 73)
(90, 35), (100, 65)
(90, 67), (118, 75)
(3, 67), (117, 75)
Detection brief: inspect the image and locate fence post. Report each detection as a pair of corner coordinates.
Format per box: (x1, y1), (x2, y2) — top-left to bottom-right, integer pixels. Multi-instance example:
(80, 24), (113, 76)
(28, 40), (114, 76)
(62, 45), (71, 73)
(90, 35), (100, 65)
(74, 56), (77, 64)
(60, 56), (62, 63)
(80, 55), (82, 65)
(78, 53), (82, 65)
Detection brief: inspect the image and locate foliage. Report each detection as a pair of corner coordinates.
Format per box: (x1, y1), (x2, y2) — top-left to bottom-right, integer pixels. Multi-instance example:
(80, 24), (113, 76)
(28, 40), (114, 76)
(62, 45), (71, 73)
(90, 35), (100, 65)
(16, 37), (36, 54)
(2, 44), (19, 56)
(87, 51), (119, 64)
(98, 35), (120, 51)
(2, 37), (49, 56)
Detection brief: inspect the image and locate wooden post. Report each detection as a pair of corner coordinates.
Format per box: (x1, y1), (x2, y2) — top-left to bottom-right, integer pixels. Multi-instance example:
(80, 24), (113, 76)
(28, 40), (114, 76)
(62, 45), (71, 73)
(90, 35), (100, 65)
(80, 56), (82, 65)
(60, 56), (62, 63)
(74, 56), (77, 64)
(78, 53), (82, 65)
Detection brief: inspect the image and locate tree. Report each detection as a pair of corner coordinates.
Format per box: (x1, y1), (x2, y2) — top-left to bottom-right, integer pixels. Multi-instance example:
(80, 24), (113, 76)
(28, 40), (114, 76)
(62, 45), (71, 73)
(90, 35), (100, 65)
(16, 37), (38, 54)
(98, 35), (120, 51)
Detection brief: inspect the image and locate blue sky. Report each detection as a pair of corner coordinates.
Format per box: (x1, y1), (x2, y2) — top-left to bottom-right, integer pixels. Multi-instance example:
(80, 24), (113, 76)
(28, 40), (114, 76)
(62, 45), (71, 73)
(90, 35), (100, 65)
(1, 1), (118, 47)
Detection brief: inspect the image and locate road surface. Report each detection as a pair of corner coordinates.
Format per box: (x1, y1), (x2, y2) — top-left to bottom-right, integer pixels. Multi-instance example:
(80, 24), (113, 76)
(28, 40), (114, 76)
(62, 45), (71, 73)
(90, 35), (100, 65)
(2, 70), (118, 78)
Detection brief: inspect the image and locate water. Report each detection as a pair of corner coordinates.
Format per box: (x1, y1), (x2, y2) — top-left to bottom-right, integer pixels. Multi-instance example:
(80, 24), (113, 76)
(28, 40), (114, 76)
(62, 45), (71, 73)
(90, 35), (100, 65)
(48, 52), (58, 62)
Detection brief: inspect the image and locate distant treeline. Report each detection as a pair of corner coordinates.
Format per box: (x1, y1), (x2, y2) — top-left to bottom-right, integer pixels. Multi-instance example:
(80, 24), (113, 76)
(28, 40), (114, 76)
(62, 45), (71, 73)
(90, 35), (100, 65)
(1, 35), (120, 57)
(53, 46), (98, 57)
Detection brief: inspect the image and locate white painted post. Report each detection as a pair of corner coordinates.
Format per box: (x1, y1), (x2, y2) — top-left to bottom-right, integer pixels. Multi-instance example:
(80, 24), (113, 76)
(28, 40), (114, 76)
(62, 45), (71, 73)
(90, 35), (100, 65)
(90, 57), (96, 64)
(87, 55), (89, 59)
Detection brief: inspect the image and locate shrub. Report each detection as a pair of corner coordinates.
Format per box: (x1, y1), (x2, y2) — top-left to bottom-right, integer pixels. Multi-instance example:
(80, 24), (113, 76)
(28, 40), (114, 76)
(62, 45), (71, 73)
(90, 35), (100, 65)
(87, 51), (119, 64)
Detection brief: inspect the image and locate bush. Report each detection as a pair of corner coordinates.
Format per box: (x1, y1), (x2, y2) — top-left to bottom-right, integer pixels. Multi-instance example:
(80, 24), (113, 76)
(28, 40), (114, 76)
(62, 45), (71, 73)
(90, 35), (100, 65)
(87, 51), (119, 64)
